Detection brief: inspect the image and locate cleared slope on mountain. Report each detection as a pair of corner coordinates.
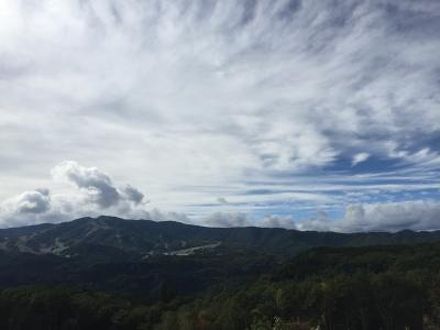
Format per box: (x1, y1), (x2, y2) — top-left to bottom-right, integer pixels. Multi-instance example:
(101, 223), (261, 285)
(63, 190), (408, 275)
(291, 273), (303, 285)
(2, 216), (440, 259)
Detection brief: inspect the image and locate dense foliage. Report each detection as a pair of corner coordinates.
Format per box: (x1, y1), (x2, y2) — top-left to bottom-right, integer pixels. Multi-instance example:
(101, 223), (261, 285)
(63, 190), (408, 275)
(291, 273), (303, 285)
(1, 243), (440, 329)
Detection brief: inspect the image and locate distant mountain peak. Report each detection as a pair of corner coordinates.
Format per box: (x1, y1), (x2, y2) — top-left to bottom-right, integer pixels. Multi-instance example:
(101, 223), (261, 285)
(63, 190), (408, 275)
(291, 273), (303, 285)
(0, 216), (439, 260)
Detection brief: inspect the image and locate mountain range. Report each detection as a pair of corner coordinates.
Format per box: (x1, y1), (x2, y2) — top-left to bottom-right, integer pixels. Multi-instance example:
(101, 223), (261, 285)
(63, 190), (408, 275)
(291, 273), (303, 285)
(1, 216), (440, 329)
(1, 216), (440, 259)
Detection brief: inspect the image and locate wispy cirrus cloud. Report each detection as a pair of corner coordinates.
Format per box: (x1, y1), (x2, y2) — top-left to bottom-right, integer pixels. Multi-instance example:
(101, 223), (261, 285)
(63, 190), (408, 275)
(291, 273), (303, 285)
(0, 161), (439, 232)
(0, 0), (439, 229)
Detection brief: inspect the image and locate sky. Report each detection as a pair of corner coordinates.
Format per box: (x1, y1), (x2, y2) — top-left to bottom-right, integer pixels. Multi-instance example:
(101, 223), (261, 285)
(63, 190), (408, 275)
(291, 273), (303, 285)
(0, 0), (439, 232)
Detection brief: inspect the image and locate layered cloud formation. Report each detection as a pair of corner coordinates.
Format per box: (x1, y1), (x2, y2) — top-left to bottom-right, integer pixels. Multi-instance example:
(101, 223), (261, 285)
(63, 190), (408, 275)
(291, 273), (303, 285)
(299, 201), (440, 232)
(0, 0), (439, 230)
(0, 161), (439, 232)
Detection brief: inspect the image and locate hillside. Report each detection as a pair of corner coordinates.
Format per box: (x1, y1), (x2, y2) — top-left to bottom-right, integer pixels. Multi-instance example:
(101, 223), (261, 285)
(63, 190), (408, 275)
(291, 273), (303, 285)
(1, 216), (440, 260)
(1, 217), (440, 329)
(1, 241), (440, 329)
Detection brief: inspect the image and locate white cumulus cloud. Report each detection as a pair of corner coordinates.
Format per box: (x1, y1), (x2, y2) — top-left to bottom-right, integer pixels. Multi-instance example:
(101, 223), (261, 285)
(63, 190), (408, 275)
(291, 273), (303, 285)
(299, 201), (440, 232)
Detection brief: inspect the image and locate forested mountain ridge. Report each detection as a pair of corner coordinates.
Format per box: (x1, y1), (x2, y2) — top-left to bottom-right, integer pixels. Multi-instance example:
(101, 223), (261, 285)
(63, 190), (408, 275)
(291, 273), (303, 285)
(1, 242), (440, 329)
(1, 216), (440, 259)
(1, 217), (440, 329)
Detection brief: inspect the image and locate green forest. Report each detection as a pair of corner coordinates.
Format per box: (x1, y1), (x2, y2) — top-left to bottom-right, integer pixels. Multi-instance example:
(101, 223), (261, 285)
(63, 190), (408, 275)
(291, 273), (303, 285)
(1, 242), (440, 330)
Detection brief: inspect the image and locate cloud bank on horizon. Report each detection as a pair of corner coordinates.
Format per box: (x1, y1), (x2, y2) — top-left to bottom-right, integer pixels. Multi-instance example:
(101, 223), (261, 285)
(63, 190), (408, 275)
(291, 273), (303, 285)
(0, 0), (439, 231)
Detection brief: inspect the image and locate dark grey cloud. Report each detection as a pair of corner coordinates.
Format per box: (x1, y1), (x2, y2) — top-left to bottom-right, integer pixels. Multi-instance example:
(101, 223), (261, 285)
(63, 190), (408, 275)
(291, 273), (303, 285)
(123, 185), (145, 205)
(52, 161), (121, 208)
(51, 161), (145, 208)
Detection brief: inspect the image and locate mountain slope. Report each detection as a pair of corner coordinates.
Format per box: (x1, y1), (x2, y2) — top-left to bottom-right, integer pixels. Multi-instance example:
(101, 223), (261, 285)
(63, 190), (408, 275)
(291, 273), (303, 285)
(1, 216), (440, 259)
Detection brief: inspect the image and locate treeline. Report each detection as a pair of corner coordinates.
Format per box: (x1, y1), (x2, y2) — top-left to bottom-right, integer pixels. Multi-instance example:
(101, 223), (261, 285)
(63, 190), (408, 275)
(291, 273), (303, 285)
(0, 286), (161, 330)
(163, 271), (436, 330)
(1, 243), (440, 329)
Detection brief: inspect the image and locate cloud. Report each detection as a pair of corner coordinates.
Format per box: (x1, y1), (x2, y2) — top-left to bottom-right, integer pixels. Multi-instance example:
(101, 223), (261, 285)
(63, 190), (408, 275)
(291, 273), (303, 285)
(259, 215), (297, 229)
(298, 201), (440, 232)
(0, 188), (54, 227)
(203, 212), (297, 229)
(51, 161), (144, 208)
(0, 161), (149, 227)
(352, 153), (370, 166)
(1, 188), (50, 215)
(0, 0), (439, 227)
(123, 185), (145, 205)
(1, 170), (439, 233)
